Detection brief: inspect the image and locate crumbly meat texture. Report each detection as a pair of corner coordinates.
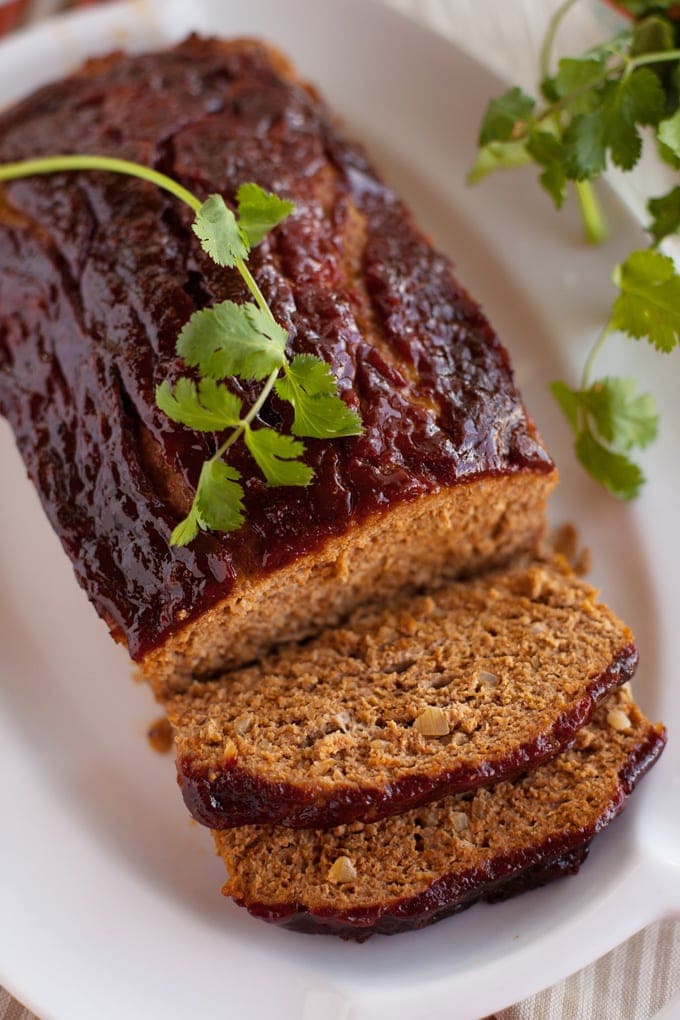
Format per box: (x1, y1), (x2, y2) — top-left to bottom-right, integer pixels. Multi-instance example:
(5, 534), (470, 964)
(213, 689), (666, 938)
(0, 36), (555, 697)
(169, 557), (637, 829)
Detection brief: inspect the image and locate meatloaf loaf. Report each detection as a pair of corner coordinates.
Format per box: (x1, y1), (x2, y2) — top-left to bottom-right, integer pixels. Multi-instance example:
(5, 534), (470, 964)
(0, 36), (555, 698)
(214, 688), (666, 938)
(170, 556), (638, 829)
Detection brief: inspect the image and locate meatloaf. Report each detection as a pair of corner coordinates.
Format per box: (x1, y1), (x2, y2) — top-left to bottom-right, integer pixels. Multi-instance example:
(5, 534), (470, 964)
(214, 688), (666, 938)
(0, 36), (555, 698)
(170, 556), (638, 829)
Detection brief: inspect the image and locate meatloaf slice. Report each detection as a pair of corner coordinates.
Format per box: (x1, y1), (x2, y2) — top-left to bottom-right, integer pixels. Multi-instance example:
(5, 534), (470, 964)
(170, 557), (637, 830)
(0, 36), (555, 700)
(213, 688), (665, 938)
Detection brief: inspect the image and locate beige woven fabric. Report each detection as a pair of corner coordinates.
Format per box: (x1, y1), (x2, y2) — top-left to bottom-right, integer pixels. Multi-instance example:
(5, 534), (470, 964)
(491, 920), (680, 1019)
(0, 987), (36, 1020)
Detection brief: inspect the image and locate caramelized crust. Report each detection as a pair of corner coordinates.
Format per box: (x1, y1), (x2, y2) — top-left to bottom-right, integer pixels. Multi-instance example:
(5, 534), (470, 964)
(0, 36), (554, 691)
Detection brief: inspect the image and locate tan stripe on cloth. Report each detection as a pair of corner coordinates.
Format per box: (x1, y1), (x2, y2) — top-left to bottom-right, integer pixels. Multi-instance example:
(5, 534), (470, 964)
(489, 919), (680, 1020)
(0, 986), (37, 1020)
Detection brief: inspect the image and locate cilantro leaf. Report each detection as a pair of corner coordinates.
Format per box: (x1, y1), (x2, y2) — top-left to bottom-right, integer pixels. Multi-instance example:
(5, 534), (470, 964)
(553, 56), (607, 115)
(611, 249), (680, 351)
(244, 427), (313, 487)
(479, 87), (535, 145)
(170, 460), (245, 545)
(192, 194), (249, 267)
(236, 183), (295, 246)
(195, 460), (245, 533)
(245, 305), (290, 362)
(156, 378), (242, 432)
(630, 15), (675, 58)
(657, 109), (680, 161)
(602, 69), (665, 170)
(575, 430), (645, 500)
(581, 376), (658, 451)
(563, 112), (607, 179)
(552, 378), (652, 499)
(177, 300), (288, 380)
(648, 186), (680, 243)
(657, 134), (680, 169)
(563, 69), (665, 177)
(279, 386), (362, 439)
(467, 140), (531, 184)
(527, 131), (567, 207)
(581, 29), (633, 63)
(275, 355), (362, 439)
(538, 160), (568, 208)
(540, 76), (560, 104)
(170, 507), (203, 548)
(280, 353), (338, 395)
(550, 380), (580, 433)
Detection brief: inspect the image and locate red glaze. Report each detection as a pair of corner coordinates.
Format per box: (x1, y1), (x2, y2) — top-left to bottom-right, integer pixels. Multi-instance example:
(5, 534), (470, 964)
(225, 723), (667, 939)
(178, 643), (638, 829)
(0, 37), (552, 659)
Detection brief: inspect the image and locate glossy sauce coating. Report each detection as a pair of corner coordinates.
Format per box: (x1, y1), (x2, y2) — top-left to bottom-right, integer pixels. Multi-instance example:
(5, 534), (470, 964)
(0, 37), (552, 657)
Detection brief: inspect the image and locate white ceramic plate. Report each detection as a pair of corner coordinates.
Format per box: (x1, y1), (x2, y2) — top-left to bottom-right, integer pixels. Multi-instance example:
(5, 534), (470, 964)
(1, 2), (678, 1018)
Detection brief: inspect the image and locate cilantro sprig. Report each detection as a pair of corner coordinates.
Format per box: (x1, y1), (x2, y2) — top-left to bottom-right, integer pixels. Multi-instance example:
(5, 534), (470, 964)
(0, 156), (362, 544)
(468, 0), (680, 499)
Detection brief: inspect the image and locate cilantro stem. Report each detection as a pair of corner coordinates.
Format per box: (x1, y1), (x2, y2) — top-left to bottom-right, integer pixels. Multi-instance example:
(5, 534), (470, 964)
(236, 259), (274, 319)
(540, 0), (581, 80)
(0, 155), (203, 212)
(537, 71), (616, 124)
(214, 366), (280, 458)
(581, 320), (613, 391)
(0, 154), (275, 322)
(574, 180), (608, 245)
(179, 363), (281, 531)
(629, 48), (680, 70)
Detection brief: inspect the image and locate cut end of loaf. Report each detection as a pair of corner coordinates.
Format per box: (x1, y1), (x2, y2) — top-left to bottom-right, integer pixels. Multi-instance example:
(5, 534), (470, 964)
(143, 470), (556, 699)
(169, 555), (637, 830)
(213, 690), (666, 938)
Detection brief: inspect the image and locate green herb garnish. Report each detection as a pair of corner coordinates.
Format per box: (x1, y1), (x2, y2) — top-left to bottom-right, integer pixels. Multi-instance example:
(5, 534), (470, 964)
(0, 156), (362, 545)
(468, 0), (680, 498)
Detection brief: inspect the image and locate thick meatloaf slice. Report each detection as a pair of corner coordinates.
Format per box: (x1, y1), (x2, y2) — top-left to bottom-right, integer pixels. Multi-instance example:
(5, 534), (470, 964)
(0, 36), (555, 699)
(213, 689), (666, 939)
(170, 557), (637, 829)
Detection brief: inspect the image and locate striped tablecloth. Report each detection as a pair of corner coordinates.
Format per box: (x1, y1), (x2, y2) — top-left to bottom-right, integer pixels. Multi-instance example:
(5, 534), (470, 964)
(0, 1), (678, 1017)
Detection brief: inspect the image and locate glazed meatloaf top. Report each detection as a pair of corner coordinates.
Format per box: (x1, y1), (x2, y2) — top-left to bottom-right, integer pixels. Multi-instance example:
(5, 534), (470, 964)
(0, 36), (552, 659)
